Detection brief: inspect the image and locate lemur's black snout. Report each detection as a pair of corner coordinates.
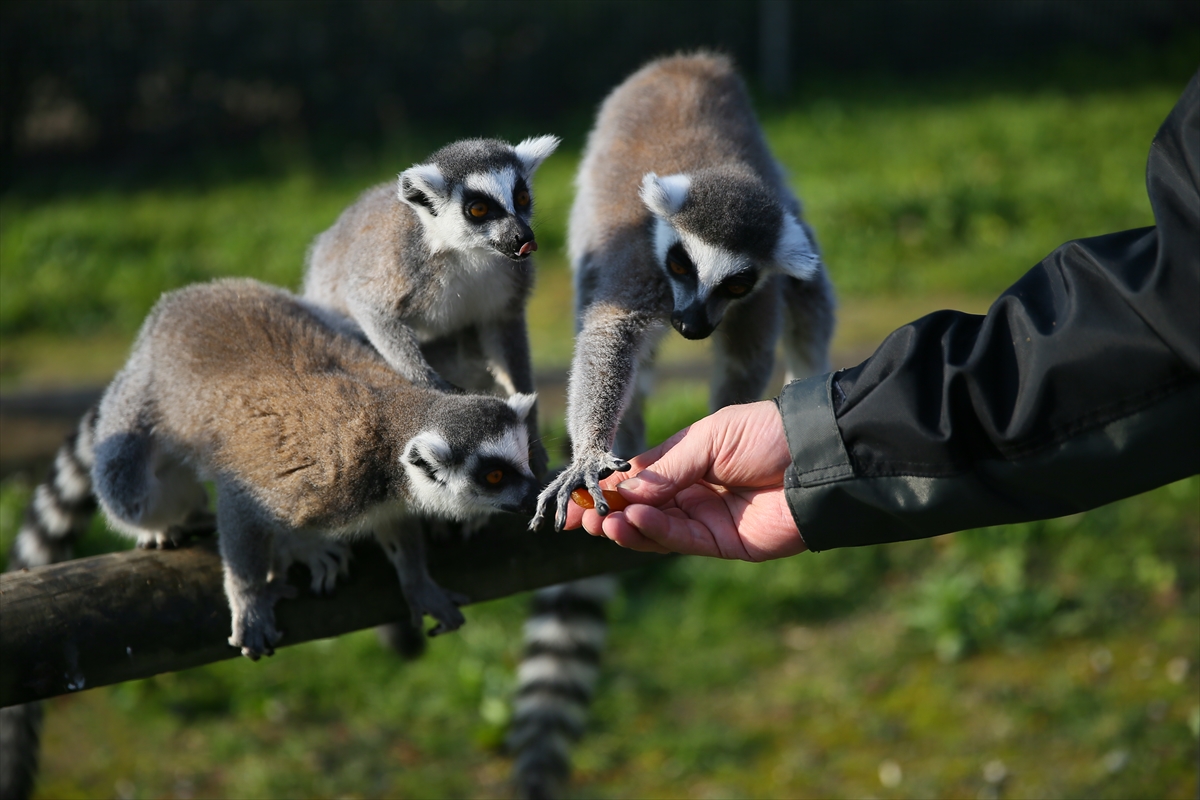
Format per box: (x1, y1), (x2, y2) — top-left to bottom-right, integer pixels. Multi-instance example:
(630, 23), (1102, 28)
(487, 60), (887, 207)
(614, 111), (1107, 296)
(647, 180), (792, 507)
(671, 310), (715, 340)
(502, 218), (538, 259)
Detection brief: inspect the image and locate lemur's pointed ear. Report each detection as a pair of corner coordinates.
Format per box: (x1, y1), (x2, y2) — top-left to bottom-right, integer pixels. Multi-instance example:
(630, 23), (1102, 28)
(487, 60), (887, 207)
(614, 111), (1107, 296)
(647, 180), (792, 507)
(774, 212), (821, 280)
(398, 163), (447, 214)
(514, 135), (560, 175)
(639, 172), (691, 218)
(403, 432), (453, 483)
(506, 392), (537, 421)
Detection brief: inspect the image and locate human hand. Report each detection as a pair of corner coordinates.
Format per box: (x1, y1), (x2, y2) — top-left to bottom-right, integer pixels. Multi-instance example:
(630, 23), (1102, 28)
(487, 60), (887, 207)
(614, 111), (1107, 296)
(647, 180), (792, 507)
(563, 400), (807, 561)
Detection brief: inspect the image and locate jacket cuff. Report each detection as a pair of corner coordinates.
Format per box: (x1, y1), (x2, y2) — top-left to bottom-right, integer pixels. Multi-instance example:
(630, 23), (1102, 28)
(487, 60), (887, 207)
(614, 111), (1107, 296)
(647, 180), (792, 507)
(778, 373), (853, 552)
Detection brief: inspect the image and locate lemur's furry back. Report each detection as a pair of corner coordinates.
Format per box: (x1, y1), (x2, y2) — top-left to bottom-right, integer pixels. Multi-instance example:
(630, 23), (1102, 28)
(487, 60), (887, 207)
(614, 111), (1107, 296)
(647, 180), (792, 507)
(303, 136), (560, 478)
(514, 53), (836, 798)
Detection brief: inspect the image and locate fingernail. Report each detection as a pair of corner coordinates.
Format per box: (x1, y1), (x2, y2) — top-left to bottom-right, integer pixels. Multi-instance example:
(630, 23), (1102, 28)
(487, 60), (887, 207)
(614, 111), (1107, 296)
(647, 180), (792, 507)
(618, 476), (644, 491)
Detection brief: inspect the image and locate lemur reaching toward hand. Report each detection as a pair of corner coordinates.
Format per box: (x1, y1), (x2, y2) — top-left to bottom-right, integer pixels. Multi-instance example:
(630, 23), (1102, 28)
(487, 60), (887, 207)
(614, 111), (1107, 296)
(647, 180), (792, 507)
(513, 53), (836, 799)
(85, 278), (539, 658)
(532, 53), (835, 530)
(303, 136), (560, 479)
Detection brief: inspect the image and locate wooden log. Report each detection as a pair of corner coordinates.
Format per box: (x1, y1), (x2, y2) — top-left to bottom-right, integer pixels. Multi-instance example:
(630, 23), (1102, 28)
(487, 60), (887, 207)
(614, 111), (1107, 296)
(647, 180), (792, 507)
(0, 516), (662, 707)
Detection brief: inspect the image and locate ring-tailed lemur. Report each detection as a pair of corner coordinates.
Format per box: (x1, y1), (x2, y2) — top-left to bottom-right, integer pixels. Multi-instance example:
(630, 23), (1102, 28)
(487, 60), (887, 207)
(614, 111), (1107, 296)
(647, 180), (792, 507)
(303, 135), (560, 480)
(514, 53), (836, 797)
(532, 53), (833, 529)
(83, 278), (539, 658)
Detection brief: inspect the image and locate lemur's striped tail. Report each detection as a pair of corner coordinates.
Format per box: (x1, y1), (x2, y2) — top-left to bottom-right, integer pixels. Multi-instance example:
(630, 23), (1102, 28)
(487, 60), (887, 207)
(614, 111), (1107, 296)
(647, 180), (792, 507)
(509, 575), (617, 800)
(7, 408), (98, 571)
(1, 409), (98, 800)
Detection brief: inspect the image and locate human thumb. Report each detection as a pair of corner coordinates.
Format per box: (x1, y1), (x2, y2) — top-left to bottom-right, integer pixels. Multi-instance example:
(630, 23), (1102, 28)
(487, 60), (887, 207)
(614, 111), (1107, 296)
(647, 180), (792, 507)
(614, 424), (714, 507)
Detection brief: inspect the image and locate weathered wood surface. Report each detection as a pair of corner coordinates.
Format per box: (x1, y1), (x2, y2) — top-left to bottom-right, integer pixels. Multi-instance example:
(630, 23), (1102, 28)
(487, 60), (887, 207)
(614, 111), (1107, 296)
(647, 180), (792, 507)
(0, 517), (662, 707)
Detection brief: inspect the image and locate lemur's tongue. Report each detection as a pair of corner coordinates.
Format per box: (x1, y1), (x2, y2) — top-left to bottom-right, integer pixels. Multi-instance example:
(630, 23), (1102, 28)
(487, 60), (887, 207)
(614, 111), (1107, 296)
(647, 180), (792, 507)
(518, 241), (538, 257)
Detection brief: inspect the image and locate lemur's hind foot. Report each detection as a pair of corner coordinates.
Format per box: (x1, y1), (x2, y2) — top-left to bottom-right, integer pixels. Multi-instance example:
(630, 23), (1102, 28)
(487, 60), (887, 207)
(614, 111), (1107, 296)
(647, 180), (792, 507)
(228, 578), (298, 660)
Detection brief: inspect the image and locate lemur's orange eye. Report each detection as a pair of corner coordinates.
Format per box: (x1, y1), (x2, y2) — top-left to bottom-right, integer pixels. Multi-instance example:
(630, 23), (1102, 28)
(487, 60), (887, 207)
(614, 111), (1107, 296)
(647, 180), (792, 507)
(515, 190), (530, 207)
(486, 469), (504, 485)
(668, 259), (687, 276)
(468, 201), (489, 218)
(727, 283), (748, 295)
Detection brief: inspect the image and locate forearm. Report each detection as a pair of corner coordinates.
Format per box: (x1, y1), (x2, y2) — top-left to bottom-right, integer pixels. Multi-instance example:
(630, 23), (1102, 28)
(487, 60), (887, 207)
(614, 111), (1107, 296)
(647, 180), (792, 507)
(566, 304), (661, 456)
(781, 371), (1199, 551)
(782, 73), (1200, 551)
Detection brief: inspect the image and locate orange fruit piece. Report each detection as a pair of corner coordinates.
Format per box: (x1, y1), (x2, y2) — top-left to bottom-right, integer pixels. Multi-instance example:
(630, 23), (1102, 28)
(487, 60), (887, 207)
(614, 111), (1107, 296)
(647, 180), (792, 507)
(570, 488), (629, 512)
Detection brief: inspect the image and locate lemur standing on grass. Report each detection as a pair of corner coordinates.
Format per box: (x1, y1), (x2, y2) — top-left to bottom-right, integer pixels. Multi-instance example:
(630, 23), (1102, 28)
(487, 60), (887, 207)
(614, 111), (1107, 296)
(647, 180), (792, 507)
(513, 53), (836, 799)
(303, 135), (560, 480)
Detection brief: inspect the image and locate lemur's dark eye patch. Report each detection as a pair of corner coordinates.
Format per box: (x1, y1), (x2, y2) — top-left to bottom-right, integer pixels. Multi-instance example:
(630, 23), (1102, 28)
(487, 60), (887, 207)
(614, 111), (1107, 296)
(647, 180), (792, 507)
(665, 242), (695, 278)
(476, 457), (516, 489)
(721, 269), (758, 298)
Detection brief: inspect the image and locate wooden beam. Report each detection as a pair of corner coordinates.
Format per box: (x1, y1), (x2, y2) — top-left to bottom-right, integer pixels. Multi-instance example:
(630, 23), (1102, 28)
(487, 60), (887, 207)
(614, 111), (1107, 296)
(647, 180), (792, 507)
(0, 516), (662, 707)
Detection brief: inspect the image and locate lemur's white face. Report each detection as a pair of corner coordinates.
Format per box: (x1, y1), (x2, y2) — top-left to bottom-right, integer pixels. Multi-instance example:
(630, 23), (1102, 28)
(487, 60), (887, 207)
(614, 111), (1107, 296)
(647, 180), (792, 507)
(400, 393), (540, 521)
(640, 172), (819, 340)
(398, 136), (559, 261)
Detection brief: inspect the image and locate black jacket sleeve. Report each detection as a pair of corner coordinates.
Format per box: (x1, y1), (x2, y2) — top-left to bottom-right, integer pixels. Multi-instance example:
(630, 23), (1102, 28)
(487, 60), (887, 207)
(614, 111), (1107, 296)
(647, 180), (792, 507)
(780, 71), (1200, 552)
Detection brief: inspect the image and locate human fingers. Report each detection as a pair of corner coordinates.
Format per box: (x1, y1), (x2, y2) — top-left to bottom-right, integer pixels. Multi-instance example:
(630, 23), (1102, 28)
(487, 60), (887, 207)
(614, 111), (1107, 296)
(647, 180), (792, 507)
(595, 507), (710, 556)
(590, 511), (672, 554)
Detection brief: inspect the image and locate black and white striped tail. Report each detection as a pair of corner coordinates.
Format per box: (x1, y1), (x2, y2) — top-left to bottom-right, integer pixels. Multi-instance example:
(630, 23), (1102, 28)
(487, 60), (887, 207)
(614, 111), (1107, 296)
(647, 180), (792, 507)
(1, 408), (98, 800)
(7, 407), (98, 571)
(509, 575), (616, 800)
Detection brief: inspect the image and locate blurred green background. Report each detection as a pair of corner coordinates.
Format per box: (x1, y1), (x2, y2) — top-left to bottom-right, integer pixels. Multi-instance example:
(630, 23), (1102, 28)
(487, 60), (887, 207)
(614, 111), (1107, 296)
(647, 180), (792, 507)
(1, 1), (1197, 798)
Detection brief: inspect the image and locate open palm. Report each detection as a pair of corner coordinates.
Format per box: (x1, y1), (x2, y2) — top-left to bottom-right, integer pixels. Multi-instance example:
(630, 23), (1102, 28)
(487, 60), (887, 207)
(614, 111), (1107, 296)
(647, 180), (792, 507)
(566, 400), (807, 561)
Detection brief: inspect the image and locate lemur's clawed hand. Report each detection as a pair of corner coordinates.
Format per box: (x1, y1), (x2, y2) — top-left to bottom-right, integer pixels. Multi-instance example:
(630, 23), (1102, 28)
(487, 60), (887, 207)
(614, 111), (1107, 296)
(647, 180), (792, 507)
(531, 450), (632, 531)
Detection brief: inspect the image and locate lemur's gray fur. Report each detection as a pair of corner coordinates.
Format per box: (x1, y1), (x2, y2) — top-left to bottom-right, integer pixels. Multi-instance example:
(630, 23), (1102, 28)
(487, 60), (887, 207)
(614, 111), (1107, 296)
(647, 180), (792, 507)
(513, 53), (836, 798)
(532, 52), (835, 530)
(303, 136), (560, 479)
(89, 278), (540, 658)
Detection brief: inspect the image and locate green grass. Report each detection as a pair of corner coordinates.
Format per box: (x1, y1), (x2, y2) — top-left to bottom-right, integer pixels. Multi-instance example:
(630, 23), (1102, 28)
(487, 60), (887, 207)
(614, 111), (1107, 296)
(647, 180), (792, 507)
(1, 68), (1197, 798)
(0, 83), (1180, 351)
